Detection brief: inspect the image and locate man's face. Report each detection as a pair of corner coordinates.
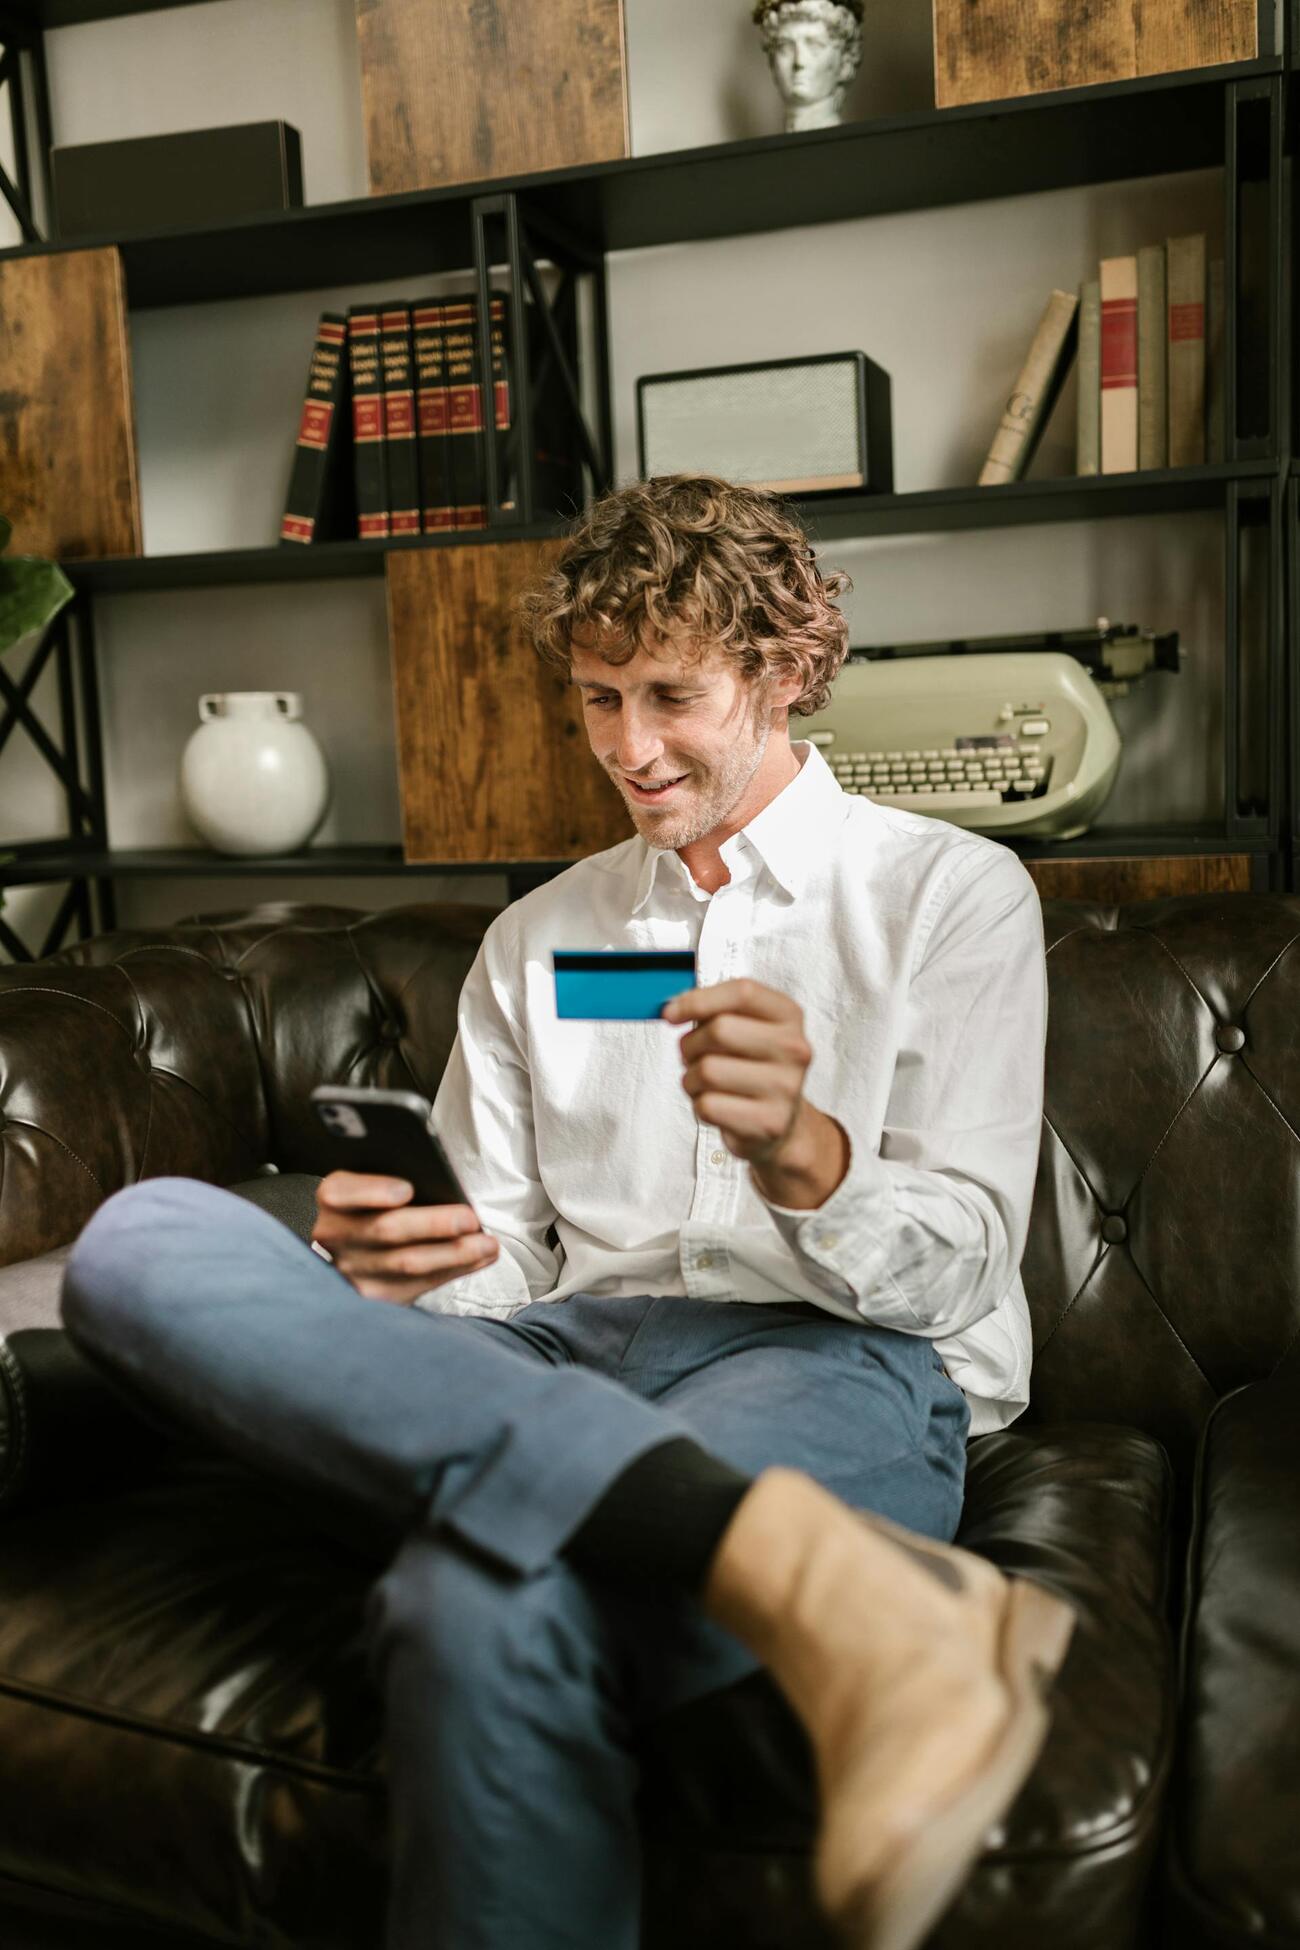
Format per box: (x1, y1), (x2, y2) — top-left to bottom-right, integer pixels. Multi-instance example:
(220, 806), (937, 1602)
(570, 632), (789, 852)
(770, 17), (846, 105)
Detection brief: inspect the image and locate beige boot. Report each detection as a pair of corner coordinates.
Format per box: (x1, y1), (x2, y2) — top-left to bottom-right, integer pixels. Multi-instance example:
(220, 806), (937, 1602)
(702, 1467), (1075, 1950)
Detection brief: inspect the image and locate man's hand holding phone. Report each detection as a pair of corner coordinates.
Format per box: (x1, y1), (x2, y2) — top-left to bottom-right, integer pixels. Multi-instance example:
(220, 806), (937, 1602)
(307, 1086), (499, 1305)
(311, 1173), (500, 1306)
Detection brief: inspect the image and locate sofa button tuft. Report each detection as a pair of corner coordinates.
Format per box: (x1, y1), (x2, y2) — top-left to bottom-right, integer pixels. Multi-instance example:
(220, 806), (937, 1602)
(1101, 1213), (1127, 1243)
(1216, 1023), (1246, 1053)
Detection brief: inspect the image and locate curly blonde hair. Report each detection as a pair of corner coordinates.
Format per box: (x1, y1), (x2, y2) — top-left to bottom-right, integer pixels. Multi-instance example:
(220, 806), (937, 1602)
(516, 475), (852, 717)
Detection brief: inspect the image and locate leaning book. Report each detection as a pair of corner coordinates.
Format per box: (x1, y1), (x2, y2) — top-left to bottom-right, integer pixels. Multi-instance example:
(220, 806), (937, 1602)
(279, 312), (354, 545)
(979, 288), (1079, 487)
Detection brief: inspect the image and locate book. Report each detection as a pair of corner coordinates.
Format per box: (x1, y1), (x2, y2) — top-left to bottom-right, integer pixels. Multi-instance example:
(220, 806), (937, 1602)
(1206, 255), (1225, 463)
(1137, 243), (1167, 470)
(347, 303), (390, 540)
(413, 299), (454, 533)
(380, 302), (420, 539)
(487, 292), (517, 515)
(1076, 278), (1101, 476)
(279, 311), (354, 545)
(978, 287), (1078, 487)
(442, 297), (484, 529)
(1166, 232), (1206, 468)
(1100, 254), (1139, 474)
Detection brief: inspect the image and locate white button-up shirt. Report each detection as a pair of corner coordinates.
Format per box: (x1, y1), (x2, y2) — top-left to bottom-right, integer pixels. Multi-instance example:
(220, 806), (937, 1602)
(424, 740), (1048, 1438)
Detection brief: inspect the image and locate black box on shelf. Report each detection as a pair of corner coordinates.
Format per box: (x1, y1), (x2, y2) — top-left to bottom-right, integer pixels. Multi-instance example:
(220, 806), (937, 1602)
(51, 121), (304, 240)
(636, 350), (894, 498)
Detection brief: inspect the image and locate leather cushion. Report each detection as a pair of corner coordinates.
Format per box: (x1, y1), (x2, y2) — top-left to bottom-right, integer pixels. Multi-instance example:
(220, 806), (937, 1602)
(1166, 1373), (1300, 1948)
(639, 1423), (1176, 1950)
(0, 1421), (1173, 1949)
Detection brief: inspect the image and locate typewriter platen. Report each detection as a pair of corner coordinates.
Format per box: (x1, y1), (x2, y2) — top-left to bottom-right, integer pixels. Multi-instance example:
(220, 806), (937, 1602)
(798, 623), (1181, 841)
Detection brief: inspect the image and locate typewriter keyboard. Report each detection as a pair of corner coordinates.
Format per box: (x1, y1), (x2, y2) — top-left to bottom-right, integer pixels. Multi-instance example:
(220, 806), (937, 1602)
(827, 744), (1053, 814)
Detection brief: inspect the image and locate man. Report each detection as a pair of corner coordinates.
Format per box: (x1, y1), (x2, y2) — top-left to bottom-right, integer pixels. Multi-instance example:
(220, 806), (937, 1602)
(62, 474), (1073, 1950)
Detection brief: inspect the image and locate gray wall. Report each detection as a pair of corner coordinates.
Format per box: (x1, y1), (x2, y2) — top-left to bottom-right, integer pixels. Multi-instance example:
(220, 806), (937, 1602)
(1, 0), (1230, 953)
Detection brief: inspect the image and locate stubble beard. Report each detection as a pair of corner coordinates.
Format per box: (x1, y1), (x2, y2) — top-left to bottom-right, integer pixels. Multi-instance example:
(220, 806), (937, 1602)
(624, 709), (773, 852)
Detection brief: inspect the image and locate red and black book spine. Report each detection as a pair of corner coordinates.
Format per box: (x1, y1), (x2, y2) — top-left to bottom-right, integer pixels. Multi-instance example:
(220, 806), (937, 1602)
(444, 297), (485, 530)
(413, 299), (454, 532)
(347, 304), (390, 540)
(279, 312), (351, 545)
(381, 302), (420, 539)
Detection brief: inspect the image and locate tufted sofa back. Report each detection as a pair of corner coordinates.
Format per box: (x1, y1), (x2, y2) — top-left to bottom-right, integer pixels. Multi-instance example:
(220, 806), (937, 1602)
(2, 890), (1298, 1481)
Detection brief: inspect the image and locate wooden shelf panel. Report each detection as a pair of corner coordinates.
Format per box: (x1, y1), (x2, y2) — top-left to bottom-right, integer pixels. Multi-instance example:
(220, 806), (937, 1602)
(0, 58), (1277, 309)
(58, 465), (1280, 593)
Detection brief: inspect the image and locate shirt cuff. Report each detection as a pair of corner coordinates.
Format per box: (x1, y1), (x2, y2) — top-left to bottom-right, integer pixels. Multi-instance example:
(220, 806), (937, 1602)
(757, 1127), (901, 1313)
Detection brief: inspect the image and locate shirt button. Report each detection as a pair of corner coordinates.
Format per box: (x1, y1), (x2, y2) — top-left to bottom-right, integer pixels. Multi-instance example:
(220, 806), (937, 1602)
(697, 1253), (715, 1270)
(818, 1233), (839, 1250)
(710, 1149), (727, 1166)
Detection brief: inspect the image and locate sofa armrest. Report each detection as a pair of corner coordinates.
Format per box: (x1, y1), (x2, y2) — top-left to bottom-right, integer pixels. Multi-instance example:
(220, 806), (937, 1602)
(0, 1171), (323, 1514)
(0, 937), (272, 1265)
(0, 1327), (183, 1516)
(1166, 1365), (1300, 1946)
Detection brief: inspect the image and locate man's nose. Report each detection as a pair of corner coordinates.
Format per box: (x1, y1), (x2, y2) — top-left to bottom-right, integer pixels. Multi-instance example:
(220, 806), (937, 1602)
(614, 711), (664, 772)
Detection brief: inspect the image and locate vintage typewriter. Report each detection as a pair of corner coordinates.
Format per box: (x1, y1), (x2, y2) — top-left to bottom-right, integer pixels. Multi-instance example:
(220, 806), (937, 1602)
(799, 622), (1182, 841)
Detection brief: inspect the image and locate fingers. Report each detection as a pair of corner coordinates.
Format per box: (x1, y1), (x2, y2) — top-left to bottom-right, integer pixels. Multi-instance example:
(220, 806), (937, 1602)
(662, 978), (795, 1026)
(677, 1013), (812, 1067)
(339, 1229), (500, 1280)
(317, 1170), (417, 1211)
(312, 1172), (499, 1300)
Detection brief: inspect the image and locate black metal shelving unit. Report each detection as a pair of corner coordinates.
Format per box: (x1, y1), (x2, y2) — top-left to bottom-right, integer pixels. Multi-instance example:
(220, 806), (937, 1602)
(0, 8), (1294, 957)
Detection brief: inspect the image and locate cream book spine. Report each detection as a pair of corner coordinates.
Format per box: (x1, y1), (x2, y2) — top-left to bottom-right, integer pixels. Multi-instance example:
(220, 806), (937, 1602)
(1076, 278), (1101, 476)
(979, 287), (1079, 487)
(1137, 243), (1167, 470)
(1100, 254), (1139, 475)
(1167, 232), (1207, 468)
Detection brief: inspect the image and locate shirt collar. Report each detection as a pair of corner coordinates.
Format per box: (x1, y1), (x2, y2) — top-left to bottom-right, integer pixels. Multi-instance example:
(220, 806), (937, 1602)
(630, 741), (850, 912)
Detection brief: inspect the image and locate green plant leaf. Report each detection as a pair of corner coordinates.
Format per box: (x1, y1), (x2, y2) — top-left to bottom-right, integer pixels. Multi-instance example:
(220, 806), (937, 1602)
(0, 554), (75, 656)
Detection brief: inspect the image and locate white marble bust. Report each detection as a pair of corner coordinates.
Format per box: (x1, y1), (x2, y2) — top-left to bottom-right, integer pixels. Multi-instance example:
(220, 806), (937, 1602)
(753, 0), (864, 133)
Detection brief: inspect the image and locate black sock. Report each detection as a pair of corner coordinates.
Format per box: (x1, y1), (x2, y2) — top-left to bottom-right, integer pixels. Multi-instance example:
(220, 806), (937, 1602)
(562, 1437), (753, 1596)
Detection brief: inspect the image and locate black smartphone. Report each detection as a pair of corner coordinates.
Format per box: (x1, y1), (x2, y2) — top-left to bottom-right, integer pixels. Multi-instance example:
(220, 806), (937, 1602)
(309, 1085), (472, 1209)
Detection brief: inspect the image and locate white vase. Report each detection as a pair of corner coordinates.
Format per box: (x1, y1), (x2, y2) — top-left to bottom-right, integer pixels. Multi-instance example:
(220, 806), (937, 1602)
(179, 691), (331, 856)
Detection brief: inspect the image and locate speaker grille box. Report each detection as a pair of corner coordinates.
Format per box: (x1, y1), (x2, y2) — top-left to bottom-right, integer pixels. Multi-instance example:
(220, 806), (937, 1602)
(637, 351), (893, 497)
(51, 122), (304, 241)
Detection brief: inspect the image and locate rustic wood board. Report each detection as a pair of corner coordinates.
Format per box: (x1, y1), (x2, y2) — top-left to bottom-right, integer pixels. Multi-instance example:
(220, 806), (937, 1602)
(355, 0), (629, 195)
(933, 0), (1258, 108)
(0, 246), (141, 561)
(387, 541), (632, 863)
(1023, 854), (1253, 900)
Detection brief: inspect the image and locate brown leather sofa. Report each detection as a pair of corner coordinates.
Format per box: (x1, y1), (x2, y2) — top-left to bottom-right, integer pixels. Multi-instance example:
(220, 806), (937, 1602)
(0, 891), (1295, 1950)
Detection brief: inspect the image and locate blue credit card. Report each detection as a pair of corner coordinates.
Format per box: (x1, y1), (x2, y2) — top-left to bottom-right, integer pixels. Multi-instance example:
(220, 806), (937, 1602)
(553, 949), (697, 1020)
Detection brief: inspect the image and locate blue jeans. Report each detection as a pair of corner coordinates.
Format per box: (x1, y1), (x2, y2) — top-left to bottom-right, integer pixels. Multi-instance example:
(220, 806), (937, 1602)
(62, 1177), (970, 1950)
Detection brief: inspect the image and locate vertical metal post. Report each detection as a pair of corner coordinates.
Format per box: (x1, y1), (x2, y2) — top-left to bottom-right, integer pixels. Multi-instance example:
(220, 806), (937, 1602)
(470, 192), (537, 528)
(1225, 483), (1274, 838)
(1287, 476), (1298, 879)
(1224, 77), (1282, 462)
(73, 592), (115, 933)
(591, 257), (615, 494)
(502, 195), (536, 528)
(28, 16), (54, 235)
